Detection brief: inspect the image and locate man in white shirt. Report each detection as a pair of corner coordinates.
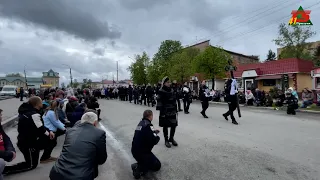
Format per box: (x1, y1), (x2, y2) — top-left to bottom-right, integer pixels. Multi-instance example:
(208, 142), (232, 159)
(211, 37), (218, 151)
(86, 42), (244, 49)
(222, 79), (239, 125)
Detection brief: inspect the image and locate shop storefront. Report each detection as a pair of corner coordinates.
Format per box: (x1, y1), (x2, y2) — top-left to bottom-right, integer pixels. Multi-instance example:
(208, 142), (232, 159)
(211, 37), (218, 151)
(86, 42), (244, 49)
(311, 68), (320, 90)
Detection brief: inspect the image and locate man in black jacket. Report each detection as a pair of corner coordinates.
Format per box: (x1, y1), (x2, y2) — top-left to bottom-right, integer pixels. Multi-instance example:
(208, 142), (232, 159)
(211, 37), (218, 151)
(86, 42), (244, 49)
(131, 110), (161, 179)
(145, 84), (154, 107)
(3, 96), (55, 175)
(0, 109), (16, 179)
(199, 81), (209, 118)
(50, 112), (107, 180)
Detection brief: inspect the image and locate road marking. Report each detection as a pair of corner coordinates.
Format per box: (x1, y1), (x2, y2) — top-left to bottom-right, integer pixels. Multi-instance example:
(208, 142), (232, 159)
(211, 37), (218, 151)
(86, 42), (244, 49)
(99, 122), (133, 163)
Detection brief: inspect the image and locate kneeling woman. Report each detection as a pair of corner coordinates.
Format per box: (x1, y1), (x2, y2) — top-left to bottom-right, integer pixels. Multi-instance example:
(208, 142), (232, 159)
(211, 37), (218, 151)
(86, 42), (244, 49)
(42, 99), (66, 163)
(157, 76), (178, 148)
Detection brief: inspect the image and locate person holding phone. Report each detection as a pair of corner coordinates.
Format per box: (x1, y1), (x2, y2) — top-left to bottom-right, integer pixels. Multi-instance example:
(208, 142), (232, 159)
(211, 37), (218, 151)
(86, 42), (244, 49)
(131, 110), (161, 179)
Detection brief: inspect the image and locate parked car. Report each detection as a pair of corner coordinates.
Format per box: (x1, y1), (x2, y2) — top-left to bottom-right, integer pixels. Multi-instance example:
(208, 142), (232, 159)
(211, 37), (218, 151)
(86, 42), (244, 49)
(0, 85), (17, 96)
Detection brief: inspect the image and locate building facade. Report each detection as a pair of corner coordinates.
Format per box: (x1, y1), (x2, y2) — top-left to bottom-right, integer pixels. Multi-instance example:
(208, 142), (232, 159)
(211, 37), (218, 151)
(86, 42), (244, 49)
(233, 58), (314, 93)
(187, 40), (260, 91)
(42, 69), (60, 88)
(0, 77), (44, 89)
(277, 40), (320, 59)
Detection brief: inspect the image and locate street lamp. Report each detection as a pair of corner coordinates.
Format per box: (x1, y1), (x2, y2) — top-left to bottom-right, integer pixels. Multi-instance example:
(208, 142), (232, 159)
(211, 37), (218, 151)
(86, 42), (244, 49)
(62, 64), (73, 87)
(24, 65), (28, 90)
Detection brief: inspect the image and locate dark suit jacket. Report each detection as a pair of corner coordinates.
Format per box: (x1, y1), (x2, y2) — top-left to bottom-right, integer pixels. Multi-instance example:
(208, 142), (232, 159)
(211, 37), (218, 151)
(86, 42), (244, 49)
(50, 122), (107, 180)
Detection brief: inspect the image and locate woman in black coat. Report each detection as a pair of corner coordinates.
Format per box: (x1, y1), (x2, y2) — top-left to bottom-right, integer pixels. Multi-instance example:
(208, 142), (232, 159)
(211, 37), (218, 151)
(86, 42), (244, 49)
(156, 76), (178, 148)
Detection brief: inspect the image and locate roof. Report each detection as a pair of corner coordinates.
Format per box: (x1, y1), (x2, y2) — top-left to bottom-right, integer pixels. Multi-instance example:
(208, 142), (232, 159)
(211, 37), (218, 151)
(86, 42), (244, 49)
(42, 69), (59, 77)
(186, 40), (259, 61)
(233, 58), (314, 78)
(0, 77), (43, 83)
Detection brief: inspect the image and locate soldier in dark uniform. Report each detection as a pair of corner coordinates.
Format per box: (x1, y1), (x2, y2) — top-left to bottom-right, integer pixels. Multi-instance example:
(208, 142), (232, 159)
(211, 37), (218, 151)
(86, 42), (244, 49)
(199, 81), (209, 118)
(156, 77), (178, 148)
(182, 82), (191, 114)
(128, 85), (133, 103)
(140, 85), (146, 105)
(172, 80), (182, 112)
(131, 110), (161, 179)
(145, 84), (154, 107)
(222, 79), (239, 125)
(284, 91), (298, 115)
(133, 86), (139, 104)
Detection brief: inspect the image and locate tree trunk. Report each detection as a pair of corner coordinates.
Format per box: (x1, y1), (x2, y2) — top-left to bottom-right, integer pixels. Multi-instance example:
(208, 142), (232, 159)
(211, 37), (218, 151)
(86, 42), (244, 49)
(211, 78), (215, 90)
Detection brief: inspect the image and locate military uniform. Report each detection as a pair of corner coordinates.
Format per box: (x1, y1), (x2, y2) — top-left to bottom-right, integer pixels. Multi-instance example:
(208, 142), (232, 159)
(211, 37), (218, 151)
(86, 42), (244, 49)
(131, 118), (161, 178)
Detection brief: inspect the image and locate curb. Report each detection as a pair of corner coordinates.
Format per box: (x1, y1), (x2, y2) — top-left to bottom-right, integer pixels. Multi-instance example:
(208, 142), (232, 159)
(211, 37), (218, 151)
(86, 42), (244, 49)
(1, 115), (18, 130)
(209, 101), (320, 114)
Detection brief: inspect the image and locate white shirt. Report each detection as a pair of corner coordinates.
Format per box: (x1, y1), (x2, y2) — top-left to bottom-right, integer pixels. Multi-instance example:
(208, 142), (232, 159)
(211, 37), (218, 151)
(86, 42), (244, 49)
(230, 79), (238, 95)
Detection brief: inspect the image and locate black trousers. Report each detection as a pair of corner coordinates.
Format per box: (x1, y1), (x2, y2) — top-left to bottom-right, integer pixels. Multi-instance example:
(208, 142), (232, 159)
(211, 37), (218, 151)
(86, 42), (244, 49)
(201, 101), (209, 115)
(183, 99), (190, 112)
(287, 105), (296, 114)
(146, 95), (152, 106)
(177, 99), (181, 110)
(129, 95), (133, 102)
(132, 152), (161, 173)
(3, 147), (40, 174)
(163, 126), (176, 140)
(224, 102), (237, 121)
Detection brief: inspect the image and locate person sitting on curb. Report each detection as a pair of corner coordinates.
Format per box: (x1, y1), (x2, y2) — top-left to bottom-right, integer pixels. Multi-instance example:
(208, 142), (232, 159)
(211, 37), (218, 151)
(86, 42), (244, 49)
(0, 109), (16, 180)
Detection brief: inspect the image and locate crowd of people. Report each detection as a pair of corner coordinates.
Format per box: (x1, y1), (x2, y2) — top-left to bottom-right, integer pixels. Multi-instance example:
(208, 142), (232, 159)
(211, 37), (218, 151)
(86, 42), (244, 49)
(1, 86), (107, 180)
(2, 76), (313, 179)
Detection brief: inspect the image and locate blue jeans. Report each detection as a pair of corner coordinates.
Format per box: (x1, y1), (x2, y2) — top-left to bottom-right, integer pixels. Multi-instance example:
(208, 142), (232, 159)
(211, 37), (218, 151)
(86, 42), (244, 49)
(301, 100), (313, 108)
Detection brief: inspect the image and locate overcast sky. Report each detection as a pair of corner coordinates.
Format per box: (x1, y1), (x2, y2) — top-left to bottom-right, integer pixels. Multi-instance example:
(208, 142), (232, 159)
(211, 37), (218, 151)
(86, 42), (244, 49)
(0, 0), (319, 86)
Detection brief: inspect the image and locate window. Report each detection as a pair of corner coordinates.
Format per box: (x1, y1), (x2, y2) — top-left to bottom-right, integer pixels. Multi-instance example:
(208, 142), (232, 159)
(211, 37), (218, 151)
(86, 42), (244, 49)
(236, 78), (243, 89)
(316, 77), (320, 88)
(49, 73), (53, 76)
(262, 79), (276, 86)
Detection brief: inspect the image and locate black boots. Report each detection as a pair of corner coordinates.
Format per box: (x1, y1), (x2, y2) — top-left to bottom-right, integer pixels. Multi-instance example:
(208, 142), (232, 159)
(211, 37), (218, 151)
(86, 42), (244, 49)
(165, 137), (178, 148)
(201, 111), (208, 118)
(131, 163), (142, 179)
(169, 138), (178, 146)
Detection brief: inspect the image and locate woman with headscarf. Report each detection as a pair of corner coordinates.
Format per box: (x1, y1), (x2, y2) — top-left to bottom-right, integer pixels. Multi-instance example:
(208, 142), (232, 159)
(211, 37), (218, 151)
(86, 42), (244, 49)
(156, 77), (178, 148)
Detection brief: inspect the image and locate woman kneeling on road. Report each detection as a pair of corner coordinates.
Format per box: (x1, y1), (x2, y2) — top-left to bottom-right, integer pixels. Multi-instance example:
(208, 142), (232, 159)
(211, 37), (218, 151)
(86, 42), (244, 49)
(41, 99), (66, 163)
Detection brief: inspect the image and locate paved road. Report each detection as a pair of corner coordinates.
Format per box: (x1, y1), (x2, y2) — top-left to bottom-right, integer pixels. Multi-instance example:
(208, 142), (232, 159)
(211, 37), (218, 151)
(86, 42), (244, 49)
(0, 98), (25, 121)
(4, 99), (320, 180)
(0, 96), (14, 101)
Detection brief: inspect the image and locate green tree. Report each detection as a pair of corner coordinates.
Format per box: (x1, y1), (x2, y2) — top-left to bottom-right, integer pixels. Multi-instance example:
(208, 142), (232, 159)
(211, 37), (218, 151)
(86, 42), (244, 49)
(265, 49), (276, 61)
(128, 52), (149, 85)
(192, 46), (230, 90)
(6, 73), (23, 77)
(61, 82), (66, 88)
(83, 78), (88, 84)
(313, 45), (320, 67)
(71, 82), (79, 88)
(147, 61), (161, 84)
(274, 23), (316, 60)
(169, 48), (200, 83)
(153, 40), (183, 77)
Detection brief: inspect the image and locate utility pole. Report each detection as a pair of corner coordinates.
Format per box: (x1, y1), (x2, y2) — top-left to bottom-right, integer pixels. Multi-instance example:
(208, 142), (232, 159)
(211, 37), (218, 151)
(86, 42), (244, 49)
(24, 65), (28, 90)
(69, 68), (73, 87)
(116, 61), (119, 82)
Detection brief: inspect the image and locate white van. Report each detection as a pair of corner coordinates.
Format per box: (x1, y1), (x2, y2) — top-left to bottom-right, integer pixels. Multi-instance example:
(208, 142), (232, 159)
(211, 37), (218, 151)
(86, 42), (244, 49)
(0, 85), (17, 96)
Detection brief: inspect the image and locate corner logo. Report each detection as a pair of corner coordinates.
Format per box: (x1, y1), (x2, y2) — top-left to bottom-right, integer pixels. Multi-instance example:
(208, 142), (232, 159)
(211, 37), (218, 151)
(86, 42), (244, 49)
(289, 6), (313, 26)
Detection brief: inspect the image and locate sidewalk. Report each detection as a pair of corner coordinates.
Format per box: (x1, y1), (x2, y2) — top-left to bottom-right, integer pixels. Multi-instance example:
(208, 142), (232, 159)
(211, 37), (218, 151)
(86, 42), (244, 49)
(208, 101), (320, 114)
(0, 98), (26, 129)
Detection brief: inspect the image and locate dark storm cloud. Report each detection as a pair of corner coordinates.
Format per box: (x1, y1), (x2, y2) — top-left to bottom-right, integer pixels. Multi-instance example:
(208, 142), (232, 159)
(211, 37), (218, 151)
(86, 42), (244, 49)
(0, 42), (118, 76)
(118, 0), (172, 10)
(0, 0), (121, 41)
(93, 47), (105, 56)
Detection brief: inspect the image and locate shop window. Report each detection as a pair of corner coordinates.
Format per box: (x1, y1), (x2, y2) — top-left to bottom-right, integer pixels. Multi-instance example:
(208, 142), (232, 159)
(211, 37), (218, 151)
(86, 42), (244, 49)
(263, 79), (276, 86)
(316, 77), (320, 89)
(236, 79), (243, 89)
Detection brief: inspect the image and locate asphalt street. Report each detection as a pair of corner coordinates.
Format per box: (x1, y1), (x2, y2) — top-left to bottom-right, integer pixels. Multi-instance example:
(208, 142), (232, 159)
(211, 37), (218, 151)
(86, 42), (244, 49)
(4, 99), (320, 180)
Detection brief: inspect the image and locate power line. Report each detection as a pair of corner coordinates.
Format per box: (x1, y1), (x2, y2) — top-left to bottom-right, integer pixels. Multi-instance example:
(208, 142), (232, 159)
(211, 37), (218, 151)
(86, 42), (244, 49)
(191, 0), (296, 44)
(215, 2), (320, 45)
(210, 0), (300, 39)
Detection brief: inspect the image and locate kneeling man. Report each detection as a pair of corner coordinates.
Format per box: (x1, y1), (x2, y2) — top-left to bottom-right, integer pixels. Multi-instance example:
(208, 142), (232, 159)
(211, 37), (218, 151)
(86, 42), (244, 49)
(131, 110), (161, 179)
